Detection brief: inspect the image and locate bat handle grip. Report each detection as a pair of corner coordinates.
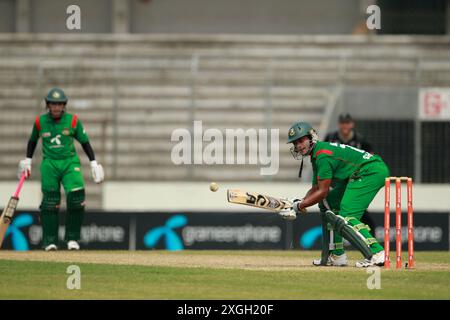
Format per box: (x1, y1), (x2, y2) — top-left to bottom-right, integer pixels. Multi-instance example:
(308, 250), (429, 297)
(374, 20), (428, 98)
(13, 173), (27, 198)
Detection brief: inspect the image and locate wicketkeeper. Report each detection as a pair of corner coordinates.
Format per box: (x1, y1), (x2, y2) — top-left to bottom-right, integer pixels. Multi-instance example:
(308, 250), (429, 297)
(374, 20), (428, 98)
(18, 88), (104, 251)
(280, 122), (389, 267)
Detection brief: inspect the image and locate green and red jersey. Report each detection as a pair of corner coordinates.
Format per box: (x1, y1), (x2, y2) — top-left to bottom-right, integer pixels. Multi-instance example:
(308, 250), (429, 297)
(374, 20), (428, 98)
(311, 141), (383, 185)
(29, 112), (89, 160)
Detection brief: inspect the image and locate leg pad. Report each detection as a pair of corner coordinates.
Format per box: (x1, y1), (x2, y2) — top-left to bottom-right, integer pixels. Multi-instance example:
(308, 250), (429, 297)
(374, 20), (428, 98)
(324, 210), (373, 259)
(65, 189), (85, 242)
(40, 191), (61, 247)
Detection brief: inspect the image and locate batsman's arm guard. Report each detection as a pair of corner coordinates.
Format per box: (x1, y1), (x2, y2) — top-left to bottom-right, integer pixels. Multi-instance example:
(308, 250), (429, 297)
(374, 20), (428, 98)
(26, 140), (37, 158)
(82, 142), (95, 161)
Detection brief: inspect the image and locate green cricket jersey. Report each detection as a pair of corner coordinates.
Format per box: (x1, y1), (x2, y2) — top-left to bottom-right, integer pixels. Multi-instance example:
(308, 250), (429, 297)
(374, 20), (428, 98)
(311, 140), (382, 184)
(29, 112), (89, 160)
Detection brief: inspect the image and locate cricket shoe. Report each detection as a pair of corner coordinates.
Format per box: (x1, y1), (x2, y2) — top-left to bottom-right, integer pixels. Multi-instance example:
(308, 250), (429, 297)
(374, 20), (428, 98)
(312, 253), (348, 266)
(355, 250), (385, 268)
(67, 241), (80, 250)
(44, 244), (58, 251)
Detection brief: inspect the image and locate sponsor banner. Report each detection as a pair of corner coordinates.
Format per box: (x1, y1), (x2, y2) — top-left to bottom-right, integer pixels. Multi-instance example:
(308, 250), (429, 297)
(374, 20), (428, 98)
(135, 212), (287, 250)
(2, 211), (287, 251)
(1, 211), (129, 250)
(292, 212), (449, 251)
(419, 88), (450, 120)
(1, 210), (448, 251)
(373, 212), (449, 251)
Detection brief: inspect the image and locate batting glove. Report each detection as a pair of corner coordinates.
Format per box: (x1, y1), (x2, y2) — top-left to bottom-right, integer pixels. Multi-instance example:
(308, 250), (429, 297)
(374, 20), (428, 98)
(278, 207), (297, 220)
(18, 158), (32, 179)
(90, 160), (105, 184)
(289, 197), (308, 215)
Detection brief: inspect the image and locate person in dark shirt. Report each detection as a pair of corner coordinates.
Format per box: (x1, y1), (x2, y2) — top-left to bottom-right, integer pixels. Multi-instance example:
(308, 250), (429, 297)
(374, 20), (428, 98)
(324, 113), (374, 153)
(324, 113), (376, 239)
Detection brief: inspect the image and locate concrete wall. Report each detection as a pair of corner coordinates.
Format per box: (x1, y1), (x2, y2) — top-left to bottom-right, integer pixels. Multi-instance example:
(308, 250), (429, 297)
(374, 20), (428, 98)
(30, 0), (111, 33)
(322, 86), (418, 136)
(130, 0), (362, 34)
(0, 0), (15, 32)
(333, 86), (418, 124)
(2, 181), (449, 212)
(1, 0), (449, 34)
(0, 0), (364, 34)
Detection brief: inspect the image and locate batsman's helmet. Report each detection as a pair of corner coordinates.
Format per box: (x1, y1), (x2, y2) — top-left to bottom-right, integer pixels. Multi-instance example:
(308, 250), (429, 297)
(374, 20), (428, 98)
(286, 122), (316, 144)
(45, 87), (68, 104)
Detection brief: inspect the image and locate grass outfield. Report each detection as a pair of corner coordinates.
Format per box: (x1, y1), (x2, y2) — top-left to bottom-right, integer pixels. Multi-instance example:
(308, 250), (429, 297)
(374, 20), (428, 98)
(0, 250), (449, 299)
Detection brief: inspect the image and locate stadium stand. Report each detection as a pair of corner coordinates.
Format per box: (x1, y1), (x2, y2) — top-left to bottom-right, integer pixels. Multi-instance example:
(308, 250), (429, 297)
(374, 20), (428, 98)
(1, 34), (450, 207)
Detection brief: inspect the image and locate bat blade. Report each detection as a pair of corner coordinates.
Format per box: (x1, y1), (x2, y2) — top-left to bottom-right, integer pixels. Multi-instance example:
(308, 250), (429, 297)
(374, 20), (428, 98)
(227, 189), (292, 212)
(0, 196), (19, 248)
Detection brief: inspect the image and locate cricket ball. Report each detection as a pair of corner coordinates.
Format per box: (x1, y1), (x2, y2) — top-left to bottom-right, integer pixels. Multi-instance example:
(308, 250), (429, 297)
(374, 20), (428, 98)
(209, 182), (219, 192)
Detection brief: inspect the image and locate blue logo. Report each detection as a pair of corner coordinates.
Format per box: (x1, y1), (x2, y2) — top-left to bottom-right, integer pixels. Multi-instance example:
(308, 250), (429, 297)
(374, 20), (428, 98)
(143, 215), (187, 251)
(299, 226), (322, 249)
(5, 213), (34, 251)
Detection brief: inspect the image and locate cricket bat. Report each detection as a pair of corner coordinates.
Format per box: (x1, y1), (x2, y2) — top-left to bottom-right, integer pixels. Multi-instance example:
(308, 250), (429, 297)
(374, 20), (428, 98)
(227, 189), (293, 212)
(0, 173), (27, 248)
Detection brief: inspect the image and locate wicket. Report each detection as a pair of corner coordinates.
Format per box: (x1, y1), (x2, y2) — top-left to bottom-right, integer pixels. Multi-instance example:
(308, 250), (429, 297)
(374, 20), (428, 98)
(384, 177), (414, 269)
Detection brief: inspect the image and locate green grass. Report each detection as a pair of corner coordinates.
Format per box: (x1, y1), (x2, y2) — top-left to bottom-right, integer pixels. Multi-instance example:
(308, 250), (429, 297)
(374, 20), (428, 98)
(0, 251), (449, 299)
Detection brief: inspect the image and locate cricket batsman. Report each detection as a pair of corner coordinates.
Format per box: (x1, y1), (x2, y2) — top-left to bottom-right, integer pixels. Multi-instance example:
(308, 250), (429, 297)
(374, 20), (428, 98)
(279, 122), (388, 267)
(17, 88), (104, 251)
